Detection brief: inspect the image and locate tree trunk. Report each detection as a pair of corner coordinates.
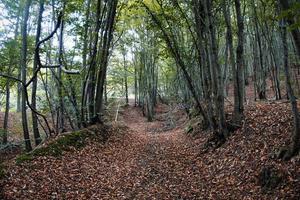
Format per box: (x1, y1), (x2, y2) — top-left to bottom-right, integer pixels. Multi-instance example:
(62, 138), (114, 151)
(58, 13), (65, 133)
(3, 70), (10, 145)
(21, 0), (32, 151)
(86, 0), (103, 120)
(253, 3), (266, 100)
(123, 50), (129, 105)
(234, 0), (245, 122)
(205, 0), (227, 135)
(31, 0), (44, 145)
(94, 0), (118, 118)
(278, 1), (300, 160)
(134, 56), (138, 107)
(80, 0), (92, 125)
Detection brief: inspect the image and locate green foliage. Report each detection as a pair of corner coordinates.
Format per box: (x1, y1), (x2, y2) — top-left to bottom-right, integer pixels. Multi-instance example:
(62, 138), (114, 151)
(278, 2), (300, 30)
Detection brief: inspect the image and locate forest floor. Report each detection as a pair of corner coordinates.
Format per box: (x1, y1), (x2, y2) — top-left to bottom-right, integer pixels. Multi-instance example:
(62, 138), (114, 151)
(1, 100), (300, 199)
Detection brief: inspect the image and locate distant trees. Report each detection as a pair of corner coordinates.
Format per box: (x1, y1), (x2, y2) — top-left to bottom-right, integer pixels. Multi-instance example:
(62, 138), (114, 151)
(140, 0), (299, 154)
(135, 27), (158, 121)
(0, 0), (119, 150)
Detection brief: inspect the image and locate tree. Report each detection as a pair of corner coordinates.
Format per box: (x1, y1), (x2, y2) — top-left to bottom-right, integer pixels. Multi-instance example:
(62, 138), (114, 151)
(20, 0), (32, 151)
(278, 0), (300, 159)
(233, 0), (245, 123)
(31, 0), (45, 145)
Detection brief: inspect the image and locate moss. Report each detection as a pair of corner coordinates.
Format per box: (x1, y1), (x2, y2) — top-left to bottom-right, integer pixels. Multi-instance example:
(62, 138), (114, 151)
(32, 144), (63, 157)
(33, 131), (89, 157)
(15, 154), (33, 165)
(15, 130), (95, 164)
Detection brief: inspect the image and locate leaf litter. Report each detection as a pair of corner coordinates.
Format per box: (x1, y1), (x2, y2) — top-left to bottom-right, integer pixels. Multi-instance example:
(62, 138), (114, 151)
(1, 101), (300, 199)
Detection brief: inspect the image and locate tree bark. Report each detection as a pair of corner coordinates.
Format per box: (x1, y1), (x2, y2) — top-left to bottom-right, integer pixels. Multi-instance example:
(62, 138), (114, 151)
(86, 0), (103, 119)
(205, 0), (227, 135)
(80, 0), (92, 125)
(57, 11), (65, 133)
(95, 0), (118, 118)
(21, 0), (32, 151)
(234, 0), (245, 122)
(123, 49), (129, 105)
(31, 0), (44, 145)
(278, 1), (300, 160)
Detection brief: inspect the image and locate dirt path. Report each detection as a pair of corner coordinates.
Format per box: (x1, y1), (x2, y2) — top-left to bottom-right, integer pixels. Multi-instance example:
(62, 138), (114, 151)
(3, 103), (299, 199)
(117, 105), (204, 199)
(3, 104), (206, 199)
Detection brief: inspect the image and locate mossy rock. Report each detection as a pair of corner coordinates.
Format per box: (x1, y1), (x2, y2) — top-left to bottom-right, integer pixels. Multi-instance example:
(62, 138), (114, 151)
(16, 128), (105, 165)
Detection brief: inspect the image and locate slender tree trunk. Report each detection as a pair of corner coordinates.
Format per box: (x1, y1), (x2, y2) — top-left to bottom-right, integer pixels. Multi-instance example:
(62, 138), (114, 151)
(95, 0), (118, 118)
(192, 0), (215, 129)
(222, 0), (238, 118)
(123, 50), (129, 105)
(16, 10), (21, 113)
(21, 0), (32, 151)
(278, 2), (300, 160)
(31, 0), (44, 145)
(205, 0), (227, 135)
(234, 0), (245, 122)
(58, 13), (65, 133)
(3, 69), (11, 145)
(81, 0), (92, 125)
(134, 56), (138, 107)
(86, 0), (103, 120)
(253, 2), (266, 100)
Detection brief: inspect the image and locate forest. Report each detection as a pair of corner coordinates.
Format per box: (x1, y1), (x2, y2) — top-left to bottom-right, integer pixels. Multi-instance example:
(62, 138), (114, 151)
(0, 0), (299, 199)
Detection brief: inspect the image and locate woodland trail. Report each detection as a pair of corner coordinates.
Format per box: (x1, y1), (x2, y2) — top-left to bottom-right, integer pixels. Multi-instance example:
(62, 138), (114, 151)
(117, 104), (204, 199)
(3, 104), (208, 199)
(3, 103), (300, 199)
